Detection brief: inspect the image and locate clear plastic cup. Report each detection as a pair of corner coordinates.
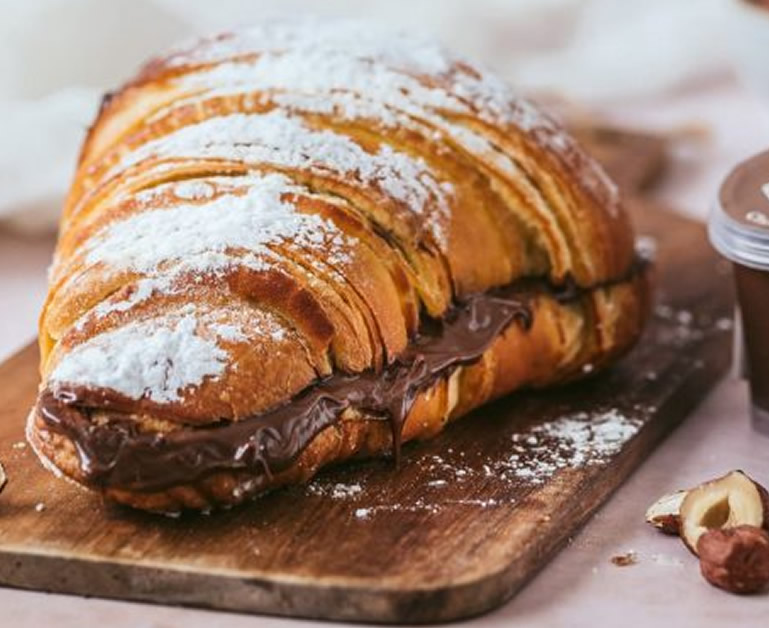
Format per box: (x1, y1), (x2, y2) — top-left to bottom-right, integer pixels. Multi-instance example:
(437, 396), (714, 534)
(709, 148), (769, 435)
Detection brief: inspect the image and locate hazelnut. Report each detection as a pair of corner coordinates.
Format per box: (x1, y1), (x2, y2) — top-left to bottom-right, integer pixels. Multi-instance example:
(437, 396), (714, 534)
(698, 526), (769, 594)
(645, 490), (686, 535)
(679, 470), (769, 553)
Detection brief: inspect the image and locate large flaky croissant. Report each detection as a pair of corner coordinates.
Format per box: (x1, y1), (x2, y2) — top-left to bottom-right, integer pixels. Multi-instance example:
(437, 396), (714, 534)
(28, 19), (651, 513)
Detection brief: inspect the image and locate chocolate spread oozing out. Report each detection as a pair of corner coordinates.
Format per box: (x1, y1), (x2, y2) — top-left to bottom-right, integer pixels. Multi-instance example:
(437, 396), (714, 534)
(39, 284), (533, 492)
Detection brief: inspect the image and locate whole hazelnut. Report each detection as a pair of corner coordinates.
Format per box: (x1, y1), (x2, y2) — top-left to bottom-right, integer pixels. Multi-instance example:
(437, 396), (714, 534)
(697, 525), (769, 594)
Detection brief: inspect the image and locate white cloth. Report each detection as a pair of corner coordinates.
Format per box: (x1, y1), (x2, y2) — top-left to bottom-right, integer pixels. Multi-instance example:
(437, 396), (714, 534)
(0, 0), (743, 231)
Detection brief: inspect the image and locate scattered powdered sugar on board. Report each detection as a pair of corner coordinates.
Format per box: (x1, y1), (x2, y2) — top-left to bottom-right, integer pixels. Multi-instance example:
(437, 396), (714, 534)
(635, 234), (657, 261)
(350, 499), (442, 518)
(652, 302), (733, 348)
(306, 475), (507, 517)
(348, 496), (509, 519)
(354, 508), (371, 520)
(50, 307), (249, 403)
(493, 408), (644, 485)
(302, 406), (646, 520)
(415, 407), (646, 491)
(306, 481), (364, 499)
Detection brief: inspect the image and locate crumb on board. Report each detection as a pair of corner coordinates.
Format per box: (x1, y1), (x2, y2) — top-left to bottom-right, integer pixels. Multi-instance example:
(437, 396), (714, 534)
(34, 502), (45, 513)
(610, 550), (638, 567)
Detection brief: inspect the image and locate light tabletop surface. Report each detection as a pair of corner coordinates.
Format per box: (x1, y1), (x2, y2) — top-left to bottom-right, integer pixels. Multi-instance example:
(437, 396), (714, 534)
(1, 80), (768, 627)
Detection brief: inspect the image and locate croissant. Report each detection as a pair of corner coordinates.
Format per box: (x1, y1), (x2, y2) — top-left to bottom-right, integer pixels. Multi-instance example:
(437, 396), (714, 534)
(28, 19), (651, 513)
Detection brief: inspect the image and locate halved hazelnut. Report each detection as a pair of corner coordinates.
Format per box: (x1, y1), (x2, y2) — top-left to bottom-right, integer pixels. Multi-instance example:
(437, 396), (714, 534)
(698, 526), (769, 594)
(645, 490), (687, 535)
(680, 471), (769, 554)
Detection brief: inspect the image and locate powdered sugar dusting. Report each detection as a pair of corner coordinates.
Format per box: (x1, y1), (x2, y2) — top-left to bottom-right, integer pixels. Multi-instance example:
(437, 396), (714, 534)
(158, 19), (617, 214)
(164, 18), (557, 138)
(210, 322), (247, 343)
(113, 112), (450, 246)
(84, 172), (355, 276)
(173, 180), (216, 200)
(58, 175), (318, 401)
(51, 309), (240, 403)
(164, 19), (451, 76)
(54, 302), (292, 403)
(172, 49), (525, 178)
(76, 276), (177, 329)
(157, 55), (524, 183)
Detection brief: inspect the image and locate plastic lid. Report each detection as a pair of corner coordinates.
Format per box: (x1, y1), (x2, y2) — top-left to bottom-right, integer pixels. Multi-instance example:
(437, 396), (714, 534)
(709, 149), (769, 271)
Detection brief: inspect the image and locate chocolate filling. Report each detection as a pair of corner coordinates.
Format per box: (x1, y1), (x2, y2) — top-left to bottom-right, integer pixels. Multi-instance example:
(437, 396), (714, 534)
(37, 267), (643, 493)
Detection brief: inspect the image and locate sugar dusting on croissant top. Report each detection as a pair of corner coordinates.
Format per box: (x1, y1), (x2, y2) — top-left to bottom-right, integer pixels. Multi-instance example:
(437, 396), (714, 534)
(29, 18), (649, 513)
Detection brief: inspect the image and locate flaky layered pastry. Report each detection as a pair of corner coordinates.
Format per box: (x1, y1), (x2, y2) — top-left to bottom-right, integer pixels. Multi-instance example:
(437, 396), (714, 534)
(29, 19), (651, 513)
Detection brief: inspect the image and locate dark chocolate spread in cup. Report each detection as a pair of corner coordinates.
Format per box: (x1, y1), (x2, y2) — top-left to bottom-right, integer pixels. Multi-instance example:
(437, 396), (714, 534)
(714, 149), (769, 433)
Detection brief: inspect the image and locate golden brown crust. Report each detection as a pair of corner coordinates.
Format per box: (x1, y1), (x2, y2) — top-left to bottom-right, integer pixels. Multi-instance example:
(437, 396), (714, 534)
(30, 21), (651, 512)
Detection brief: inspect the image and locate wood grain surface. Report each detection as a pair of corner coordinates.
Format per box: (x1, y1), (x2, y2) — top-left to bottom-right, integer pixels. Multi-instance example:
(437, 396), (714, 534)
(0, 132), (735, 623)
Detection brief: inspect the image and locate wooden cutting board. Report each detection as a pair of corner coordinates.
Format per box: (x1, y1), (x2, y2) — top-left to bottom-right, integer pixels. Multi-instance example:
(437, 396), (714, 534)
(0, 134), (735, 623)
